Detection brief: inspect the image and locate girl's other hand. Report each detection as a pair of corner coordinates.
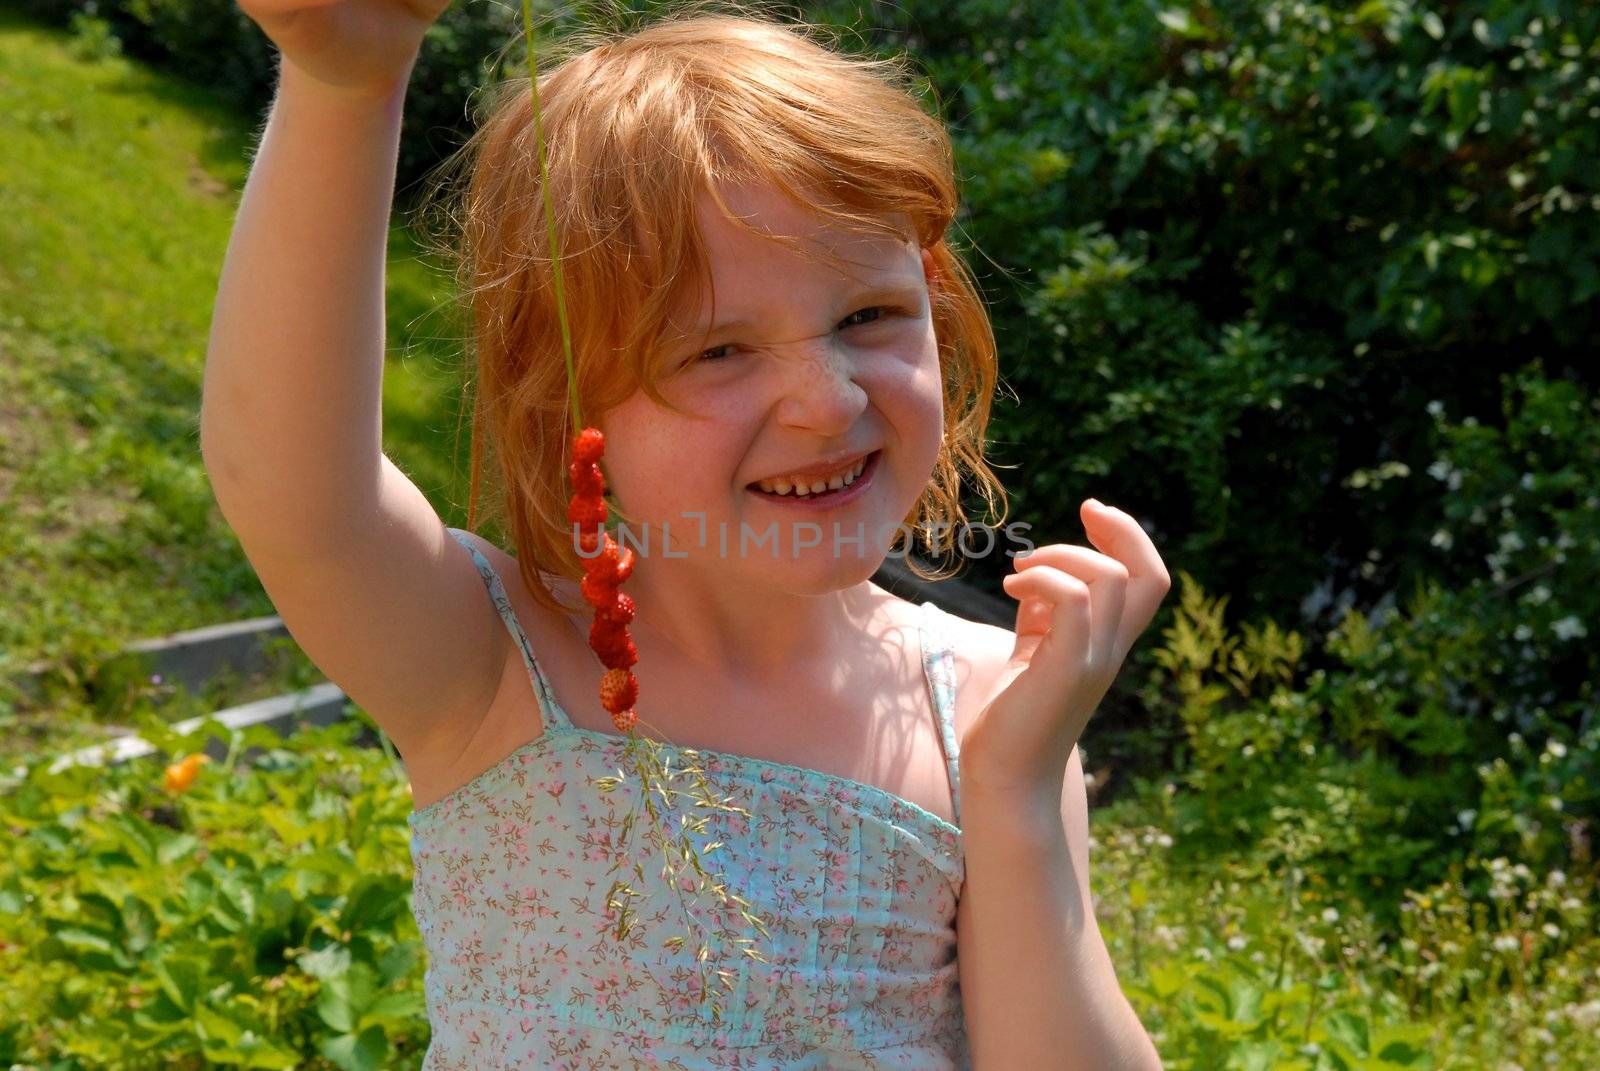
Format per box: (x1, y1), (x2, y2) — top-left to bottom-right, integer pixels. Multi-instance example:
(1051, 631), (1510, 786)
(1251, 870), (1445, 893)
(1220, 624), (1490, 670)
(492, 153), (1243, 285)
(960, 499), (1172, 802)
(237, 0), (453, 101)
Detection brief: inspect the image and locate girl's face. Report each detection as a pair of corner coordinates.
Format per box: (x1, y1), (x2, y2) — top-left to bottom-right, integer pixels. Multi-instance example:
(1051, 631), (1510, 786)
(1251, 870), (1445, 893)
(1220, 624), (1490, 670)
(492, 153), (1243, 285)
(599, 180), (944, 591)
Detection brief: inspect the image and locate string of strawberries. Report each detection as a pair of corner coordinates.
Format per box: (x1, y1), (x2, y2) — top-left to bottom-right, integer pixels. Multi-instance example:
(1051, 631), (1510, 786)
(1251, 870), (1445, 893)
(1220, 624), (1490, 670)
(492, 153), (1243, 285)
(522, 3), (771, 1022)
(566, 427), (640, 733)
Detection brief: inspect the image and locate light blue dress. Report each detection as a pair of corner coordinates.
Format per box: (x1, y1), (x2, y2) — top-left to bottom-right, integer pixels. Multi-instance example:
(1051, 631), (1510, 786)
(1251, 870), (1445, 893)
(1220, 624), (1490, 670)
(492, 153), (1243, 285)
(405, 528), (972, 1068)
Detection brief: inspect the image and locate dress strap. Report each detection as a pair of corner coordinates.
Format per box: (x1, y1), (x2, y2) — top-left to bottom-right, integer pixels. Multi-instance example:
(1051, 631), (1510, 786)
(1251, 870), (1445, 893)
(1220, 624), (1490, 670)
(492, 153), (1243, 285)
(445, 527), (574, 733)
(917, 599), (963, 828)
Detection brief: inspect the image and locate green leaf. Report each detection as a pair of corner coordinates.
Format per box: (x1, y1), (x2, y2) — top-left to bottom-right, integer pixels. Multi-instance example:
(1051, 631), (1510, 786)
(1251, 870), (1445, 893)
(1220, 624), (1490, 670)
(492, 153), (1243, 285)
(298, 942), (353, 981)
(1325, 1009), (1371, 1056)
(120, 892), (159, 953)
(317, 961), (378, 1033)
(157, 831), (201, 865)
(320, 1024), (390, 1071)
(1373, 1022), (1435, 1067)
(195, 1005), (300, 1069)
(1227, 1039), (1287, 1071)
(50, 926), (115, 960)
(363, 988), (426, 1025)
(152, 956), (205, 1013)
(338, 875), (408, 934)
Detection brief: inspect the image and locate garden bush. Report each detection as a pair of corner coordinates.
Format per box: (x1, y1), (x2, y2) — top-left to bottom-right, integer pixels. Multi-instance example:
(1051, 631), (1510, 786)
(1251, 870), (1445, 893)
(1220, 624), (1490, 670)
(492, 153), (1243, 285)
(0, 712), (428, 1069)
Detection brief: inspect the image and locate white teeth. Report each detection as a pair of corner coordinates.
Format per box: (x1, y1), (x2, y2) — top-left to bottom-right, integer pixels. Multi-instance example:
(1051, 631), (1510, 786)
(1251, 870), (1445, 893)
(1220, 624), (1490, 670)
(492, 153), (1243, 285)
(755, 454), (870, 497)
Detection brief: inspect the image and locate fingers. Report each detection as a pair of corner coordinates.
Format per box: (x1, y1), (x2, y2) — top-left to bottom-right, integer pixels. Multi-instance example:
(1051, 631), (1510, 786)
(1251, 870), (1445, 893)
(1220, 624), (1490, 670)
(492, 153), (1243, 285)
(1002, 563), (1095, 670)
(1079, 498), (1171, 597)
(1004, 500), (1170, 668)
(1008, 543), (1126, 668)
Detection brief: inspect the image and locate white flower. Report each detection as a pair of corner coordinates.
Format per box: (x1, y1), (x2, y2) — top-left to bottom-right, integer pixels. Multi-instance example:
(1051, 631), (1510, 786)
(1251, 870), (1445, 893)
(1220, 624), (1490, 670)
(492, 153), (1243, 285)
(1155, 833), (1173, 848)
(1493, 934), (1521, 953)
(1322, 907), (1340, 924)
(1549, 869), (1567, 887)
(1458, 809), (1477, 829)
(1227, 934), (1248, 951)
(1543, 923), (1561, 939)
(1552, 615), (1587, 641)
(1547, 740), (1568, 759)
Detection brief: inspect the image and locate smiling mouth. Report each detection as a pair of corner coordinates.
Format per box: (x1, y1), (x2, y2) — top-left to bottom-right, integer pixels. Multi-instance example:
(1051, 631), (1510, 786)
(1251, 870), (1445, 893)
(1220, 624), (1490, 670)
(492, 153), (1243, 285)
(746, 449), (882, 500)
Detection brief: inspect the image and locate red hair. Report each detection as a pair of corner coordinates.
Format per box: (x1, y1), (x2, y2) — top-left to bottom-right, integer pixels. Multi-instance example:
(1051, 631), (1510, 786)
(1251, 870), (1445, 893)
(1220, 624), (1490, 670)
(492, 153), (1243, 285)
(415, 3), (1011, 615)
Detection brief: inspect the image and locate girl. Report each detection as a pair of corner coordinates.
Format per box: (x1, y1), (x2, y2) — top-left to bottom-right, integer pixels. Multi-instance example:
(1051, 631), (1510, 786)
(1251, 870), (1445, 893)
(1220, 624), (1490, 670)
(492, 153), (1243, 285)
(201, 2), (1170, 1067)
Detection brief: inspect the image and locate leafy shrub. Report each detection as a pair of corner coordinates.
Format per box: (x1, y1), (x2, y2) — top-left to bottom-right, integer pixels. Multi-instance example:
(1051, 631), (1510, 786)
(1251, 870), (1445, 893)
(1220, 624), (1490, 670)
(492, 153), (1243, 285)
(1091, 809), (1600, 1068)
(65, 9), (121, 61)
(0, 712), (427, 1069)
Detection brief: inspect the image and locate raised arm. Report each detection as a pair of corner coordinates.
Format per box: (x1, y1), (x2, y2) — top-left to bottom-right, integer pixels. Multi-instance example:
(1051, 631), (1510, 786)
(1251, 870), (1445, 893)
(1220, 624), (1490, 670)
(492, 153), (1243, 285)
(196, 23), (521, 776)
(200, 61), (406, 548)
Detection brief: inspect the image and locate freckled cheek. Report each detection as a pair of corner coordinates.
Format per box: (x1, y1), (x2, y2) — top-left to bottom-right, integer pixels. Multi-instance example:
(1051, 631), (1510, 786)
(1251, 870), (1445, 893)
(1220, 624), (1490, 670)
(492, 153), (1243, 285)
(864, 348), (943, 431)
(606, 436), (746, 519)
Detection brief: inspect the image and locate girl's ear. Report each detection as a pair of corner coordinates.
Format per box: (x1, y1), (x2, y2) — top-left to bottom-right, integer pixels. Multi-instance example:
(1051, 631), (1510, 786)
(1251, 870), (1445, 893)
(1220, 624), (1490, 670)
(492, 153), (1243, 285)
(921, 248), (939, 295)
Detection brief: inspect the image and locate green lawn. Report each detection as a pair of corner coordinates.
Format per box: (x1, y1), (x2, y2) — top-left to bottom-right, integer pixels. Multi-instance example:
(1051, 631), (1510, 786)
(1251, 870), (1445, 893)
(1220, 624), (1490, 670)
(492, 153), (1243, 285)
(0, 10), (473, 763)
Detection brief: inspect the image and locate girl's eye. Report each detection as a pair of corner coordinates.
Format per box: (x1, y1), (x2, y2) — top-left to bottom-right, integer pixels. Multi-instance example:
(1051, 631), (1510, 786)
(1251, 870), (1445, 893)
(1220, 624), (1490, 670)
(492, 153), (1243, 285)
(694, 306), (897, 364)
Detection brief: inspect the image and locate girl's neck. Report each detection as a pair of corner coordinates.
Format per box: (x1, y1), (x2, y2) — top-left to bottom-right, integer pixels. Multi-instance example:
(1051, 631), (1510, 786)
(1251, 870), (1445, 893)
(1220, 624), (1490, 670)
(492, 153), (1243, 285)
(617, 558), (890, 683)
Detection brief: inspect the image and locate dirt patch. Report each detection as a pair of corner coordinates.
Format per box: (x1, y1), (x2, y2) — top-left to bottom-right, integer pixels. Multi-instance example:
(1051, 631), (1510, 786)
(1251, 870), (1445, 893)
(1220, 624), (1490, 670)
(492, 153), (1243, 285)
(187, 157), (230, 200)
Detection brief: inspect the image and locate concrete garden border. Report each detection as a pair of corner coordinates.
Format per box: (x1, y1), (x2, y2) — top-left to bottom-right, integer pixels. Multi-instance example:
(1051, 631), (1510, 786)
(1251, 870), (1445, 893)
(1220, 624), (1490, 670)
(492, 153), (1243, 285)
(1, 556), (1008, 792)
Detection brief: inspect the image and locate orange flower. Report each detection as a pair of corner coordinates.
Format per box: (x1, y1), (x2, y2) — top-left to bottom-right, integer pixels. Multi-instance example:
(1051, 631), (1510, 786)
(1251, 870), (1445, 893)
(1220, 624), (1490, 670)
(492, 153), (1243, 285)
(162, 753), (209, 794)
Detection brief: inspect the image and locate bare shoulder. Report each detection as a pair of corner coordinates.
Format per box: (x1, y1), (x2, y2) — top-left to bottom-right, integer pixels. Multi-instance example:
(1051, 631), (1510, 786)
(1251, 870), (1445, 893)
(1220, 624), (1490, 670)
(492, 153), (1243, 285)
(453, 529), (583, 619)
(407, 529), (583, 809)
(924, 602), (1017, 744)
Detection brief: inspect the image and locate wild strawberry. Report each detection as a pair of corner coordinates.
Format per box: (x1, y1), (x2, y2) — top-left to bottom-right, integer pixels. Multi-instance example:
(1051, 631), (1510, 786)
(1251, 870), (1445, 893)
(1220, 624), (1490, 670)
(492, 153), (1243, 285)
(610, 707), (638, 733)
(592, 632), (638, 671)
(589, 619), (637, 668)
(577, 533), (613, 574)
(163, 753), (208, 794)
(581, 570), (619, 607)
(595, 590), (635, 625)
(568, 496), (607, 530)
(589, 616), (627, 650)
(599, 668), (638, 714)
(583, 536), (635, 584)
(569, 460), (604, 497)
(573, 427), (605, 465)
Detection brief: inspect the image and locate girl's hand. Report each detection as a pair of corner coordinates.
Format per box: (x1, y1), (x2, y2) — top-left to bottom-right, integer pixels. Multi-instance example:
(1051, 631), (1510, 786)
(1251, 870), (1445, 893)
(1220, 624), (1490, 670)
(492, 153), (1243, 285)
(960, 499), (1172, 800)
(237, 0), (452, 100)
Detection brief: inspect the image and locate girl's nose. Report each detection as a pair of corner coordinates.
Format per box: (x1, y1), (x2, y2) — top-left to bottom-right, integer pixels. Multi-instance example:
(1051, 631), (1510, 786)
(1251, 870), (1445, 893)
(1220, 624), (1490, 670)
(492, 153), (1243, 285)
(769, 334), (868, 431)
